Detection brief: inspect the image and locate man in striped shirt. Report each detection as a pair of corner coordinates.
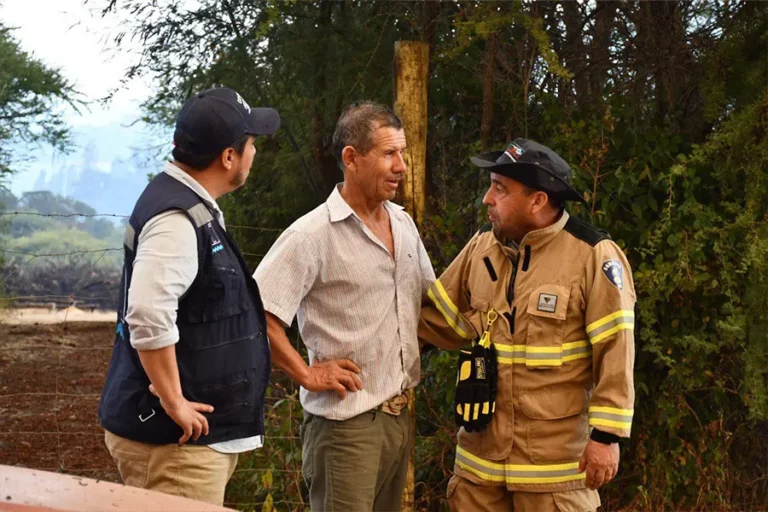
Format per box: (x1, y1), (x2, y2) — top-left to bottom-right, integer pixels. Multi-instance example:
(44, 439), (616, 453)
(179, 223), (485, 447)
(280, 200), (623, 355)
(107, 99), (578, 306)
(254, 102), (435, 511)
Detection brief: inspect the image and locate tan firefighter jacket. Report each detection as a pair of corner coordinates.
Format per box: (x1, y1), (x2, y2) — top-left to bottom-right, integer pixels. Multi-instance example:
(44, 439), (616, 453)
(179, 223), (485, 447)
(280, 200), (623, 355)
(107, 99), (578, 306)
(419, 210), (635, 493)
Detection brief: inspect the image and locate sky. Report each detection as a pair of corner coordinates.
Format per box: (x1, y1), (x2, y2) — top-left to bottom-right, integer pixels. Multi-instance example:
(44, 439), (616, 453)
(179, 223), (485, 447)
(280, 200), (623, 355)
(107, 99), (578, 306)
(1, 0), (170, 195)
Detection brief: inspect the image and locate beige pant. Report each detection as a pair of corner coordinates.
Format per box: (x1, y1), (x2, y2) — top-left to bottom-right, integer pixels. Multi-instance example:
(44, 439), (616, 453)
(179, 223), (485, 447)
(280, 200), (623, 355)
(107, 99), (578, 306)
(447, 475), (600, 512)
(104, 430), (238, 506)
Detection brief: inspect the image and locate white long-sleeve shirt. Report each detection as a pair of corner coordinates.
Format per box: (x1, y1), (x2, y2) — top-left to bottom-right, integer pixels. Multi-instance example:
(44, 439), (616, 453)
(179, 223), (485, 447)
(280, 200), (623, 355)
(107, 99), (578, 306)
(125, 161), (262, 453)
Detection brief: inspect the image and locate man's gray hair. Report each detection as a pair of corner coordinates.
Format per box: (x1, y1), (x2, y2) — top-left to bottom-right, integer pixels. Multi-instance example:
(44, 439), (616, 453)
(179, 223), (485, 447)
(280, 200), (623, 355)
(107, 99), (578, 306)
(332, 101), (403, 171)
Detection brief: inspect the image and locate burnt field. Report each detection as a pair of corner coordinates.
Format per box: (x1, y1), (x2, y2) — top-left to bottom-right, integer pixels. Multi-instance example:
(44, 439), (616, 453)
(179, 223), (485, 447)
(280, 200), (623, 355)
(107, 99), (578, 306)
(0, 322), (118, 481)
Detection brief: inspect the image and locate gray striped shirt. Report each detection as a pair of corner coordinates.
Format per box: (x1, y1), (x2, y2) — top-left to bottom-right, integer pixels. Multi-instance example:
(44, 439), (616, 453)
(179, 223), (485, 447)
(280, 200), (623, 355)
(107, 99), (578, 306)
(254, 185), (435, 421)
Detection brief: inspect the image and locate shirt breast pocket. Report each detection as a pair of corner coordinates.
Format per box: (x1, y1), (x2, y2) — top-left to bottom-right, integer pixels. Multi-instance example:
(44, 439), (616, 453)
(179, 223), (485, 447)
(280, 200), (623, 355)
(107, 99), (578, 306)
(399, 231), (426, 297)
(525, 284), (570, 370)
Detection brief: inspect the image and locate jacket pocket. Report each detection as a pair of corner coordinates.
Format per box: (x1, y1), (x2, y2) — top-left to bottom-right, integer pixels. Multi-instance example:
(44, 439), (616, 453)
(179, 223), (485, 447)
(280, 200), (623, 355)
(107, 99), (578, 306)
(185, 266), (249, 324)
(525, 284), (570, 370)
(519, 386), (589, 464)
(467, 295), (490, 340)
(457, 408), (514, 461)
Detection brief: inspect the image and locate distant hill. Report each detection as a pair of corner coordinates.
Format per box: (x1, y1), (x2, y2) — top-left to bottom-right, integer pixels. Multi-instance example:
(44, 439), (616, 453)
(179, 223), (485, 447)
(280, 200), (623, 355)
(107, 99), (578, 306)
(8, 119), (170, 216)
(33, 144), (153, 217)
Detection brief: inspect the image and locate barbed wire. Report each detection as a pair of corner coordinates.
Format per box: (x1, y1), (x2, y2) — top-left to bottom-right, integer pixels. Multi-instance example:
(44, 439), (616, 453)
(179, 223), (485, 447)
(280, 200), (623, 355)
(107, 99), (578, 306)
(0, 247), (122, 257)
(0, 294), (116, 302)
(0, 209), (314, 508)
(0, 210), (285, 233)
(0, 211), (128, 219)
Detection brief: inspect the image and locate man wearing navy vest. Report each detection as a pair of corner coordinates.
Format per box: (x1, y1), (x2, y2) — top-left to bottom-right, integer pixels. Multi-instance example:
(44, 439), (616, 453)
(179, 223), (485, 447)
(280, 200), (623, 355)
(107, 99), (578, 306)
(99, 87), (279, 506)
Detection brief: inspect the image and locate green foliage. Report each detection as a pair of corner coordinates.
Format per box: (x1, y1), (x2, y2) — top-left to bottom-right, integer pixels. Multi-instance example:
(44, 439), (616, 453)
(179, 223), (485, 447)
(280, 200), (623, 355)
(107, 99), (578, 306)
(101, 1), (768, 509)
(1, 190), (123, 269)
(2, 228), (121, 268)
(0, 23), (78, 181)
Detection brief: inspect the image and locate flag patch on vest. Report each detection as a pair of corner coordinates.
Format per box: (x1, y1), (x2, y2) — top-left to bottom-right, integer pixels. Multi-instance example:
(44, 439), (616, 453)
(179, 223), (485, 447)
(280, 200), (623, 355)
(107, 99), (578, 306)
(537, 293), (558, 313)
(602, 260), (624, 290)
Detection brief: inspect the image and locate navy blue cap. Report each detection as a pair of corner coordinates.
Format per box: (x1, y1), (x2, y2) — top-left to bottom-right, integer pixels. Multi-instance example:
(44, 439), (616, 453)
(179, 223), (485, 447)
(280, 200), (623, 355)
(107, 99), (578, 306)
(471, 138), (585, 203)
(173, 87), (280, 157)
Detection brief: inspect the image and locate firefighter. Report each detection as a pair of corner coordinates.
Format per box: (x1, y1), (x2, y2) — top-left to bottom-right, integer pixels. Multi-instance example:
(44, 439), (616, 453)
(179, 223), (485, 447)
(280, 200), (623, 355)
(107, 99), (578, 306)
(419, 139), (635, 511)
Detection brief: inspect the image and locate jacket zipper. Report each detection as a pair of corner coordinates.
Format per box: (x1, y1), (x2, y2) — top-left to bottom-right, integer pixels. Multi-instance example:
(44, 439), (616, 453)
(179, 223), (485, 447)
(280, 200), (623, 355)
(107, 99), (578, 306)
(504, 252), (522, 335)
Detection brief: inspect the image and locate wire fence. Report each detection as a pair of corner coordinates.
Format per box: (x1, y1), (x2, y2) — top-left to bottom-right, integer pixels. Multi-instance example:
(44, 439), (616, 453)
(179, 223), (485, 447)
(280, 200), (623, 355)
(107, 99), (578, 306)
(0, 210), (311, 511)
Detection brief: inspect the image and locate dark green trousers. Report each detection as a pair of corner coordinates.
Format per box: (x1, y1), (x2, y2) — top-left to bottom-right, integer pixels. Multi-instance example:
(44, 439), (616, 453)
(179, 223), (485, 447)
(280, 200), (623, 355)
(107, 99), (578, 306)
(300, 406), (411, 511)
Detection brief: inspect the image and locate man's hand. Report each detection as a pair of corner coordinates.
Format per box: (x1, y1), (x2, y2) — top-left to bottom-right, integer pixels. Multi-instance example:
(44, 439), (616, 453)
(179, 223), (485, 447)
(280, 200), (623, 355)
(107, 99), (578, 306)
(301, 359), (363, 399)
(149, 384), (214, 445)
(578, 439), (619, 490)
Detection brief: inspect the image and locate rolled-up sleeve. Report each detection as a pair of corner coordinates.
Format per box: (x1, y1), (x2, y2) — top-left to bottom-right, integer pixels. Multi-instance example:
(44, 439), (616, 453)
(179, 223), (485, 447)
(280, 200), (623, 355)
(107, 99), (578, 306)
(253, 229), (319, 327)
(126, 210), (198, 351)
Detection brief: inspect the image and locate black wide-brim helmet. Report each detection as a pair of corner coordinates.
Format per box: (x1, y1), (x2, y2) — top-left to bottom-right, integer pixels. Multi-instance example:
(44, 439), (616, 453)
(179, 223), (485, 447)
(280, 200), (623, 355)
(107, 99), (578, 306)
(471, 138), (586, 203)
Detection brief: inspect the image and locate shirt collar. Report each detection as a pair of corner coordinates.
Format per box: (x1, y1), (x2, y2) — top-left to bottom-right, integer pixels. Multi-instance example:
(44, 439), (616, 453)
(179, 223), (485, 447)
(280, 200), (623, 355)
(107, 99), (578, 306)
(163, 161), (224, 223)
(327, 183), (404, 223)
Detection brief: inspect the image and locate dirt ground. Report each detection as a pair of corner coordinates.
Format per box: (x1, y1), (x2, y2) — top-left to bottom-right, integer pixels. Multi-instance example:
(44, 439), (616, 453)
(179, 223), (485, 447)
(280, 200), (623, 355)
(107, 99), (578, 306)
(0, 307), (116, 325)
(0, 321), (120, 482)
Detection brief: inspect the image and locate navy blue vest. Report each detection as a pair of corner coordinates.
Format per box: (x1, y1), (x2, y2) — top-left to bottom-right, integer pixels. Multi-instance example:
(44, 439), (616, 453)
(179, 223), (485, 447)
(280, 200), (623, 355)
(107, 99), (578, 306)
(99, 172), (271, 445)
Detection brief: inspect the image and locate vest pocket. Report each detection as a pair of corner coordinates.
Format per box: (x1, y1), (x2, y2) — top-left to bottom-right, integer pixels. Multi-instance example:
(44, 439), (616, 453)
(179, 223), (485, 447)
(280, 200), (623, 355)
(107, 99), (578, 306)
(189, 372), (256, 426)
(525, 284), (570, 370)
(519, 385), (588, 464)
(186, 266), (250, 323)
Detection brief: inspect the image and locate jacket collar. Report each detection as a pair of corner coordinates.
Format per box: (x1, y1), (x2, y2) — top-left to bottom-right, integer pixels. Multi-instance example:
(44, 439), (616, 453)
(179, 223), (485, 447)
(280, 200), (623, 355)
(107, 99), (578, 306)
(163, 161), (225, 226)
(492, 210), (570, 254)
(519, 210), (570, 250)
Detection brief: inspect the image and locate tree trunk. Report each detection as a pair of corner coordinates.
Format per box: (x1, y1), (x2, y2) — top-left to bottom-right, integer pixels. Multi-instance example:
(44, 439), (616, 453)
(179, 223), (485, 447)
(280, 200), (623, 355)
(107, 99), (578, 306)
(561, 0), (589, 107)
(481, 32), (499, 150)
(311, 0), (343, 195)
(589, 1), (618, 99)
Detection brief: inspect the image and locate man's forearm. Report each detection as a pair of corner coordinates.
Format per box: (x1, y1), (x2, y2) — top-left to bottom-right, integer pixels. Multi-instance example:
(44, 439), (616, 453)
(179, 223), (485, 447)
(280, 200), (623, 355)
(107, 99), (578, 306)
(265, 312), (310, 386)
(138, 345), (184, 407)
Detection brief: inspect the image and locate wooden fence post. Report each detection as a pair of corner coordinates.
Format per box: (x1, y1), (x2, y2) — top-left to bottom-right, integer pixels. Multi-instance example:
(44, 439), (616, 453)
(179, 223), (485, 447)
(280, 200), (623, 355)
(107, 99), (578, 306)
(393, 39), (429, 512)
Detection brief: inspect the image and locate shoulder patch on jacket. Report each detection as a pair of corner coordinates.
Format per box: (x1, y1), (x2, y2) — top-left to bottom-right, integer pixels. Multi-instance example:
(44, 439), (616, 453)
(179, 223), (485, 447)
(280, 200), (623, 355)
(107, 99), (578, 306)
(479, 223), (493, 234)
(563, 216), (611, 247)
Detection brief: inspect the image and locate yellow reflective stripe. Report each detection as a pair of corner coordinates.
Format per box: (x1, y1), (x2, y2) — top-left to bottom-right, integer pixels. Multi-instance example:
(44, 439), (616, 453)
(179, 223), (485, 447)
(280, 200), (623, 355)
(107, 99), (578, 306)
(457, 461), (586, 484)
(463, 404), (470, 422)
(562, 352), (590, 362)
(498, 357), (526, 365)
(590, 418), (632, 430)
(589, 405), (633, 430)
(587, 310), (635, 333)
(589, 406), (634, 415)
(525, 359), (562, 367)
(427, 281), (474, 340)
(506, 473), (586, 484)
(562, 340), (588, 350)
(525, 346), (562, 354)
(496, 341), (591, 365)
(455, 446), (587, 485)
(456, 461), (506, 482)
(590, 323), (634, 345)
(458, 446), (579, 472)
(493, 343), (526, 351)
(482, 402), (489, 414)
